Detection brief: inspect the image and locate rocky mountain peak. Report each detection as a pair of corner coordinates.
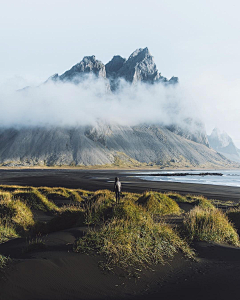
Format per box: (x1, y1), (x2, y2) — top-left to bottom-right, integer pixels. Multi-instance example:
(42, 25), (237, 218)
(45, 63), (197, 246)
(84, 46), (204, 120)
(59, 55), (106, 82)
(47, 47), (178, 88)
(116, 47), (160, 84)
(105, 55), (126, 78)
(128, 47), (151, 60)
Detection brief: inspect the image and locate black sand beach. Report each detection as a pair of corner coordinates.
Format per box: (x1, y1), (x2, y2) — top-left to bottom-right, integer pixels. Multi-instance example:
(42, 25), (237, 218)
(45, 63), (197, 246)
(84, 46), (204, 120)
(1, 169), (240, 300)
(0, 168), (240, 202)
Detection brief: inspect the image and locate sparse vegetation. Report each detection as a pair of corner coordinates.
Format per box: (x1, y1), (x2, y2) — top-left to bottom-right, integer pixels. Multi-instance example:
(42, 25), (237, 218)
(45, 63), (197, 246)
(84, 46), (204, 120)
(24, 235), (47, 253)
(0, 219), (18, 243)
(0, 193), (35, 232)
(183, 206), (239, 246)
(0, 184), (239, 274)
(0, 254), (10, 268)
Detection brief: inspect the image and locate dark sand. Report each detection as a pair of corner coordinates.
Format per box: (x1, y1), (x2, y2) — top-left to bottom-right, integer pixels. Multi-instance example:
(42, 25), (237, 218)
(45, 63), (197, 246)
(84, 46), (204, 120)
(0, 168), (239, 201)
(1, 169), (240, 300)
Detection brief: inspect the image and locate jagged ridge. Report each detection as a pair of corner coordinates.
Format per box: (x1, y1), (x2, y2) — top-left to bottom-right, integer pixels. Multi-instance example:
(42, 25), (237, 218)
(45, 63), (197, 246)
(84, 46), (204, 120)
(49, 47), (178, 89)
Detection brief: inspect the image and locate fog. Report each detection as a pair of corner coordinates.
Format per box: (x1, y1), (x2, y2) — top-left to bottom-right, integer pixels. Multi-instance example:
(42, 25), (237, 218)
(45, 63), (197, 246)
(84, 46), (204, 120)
(1, 73), (240, 148)
(0, 76), (198, 129)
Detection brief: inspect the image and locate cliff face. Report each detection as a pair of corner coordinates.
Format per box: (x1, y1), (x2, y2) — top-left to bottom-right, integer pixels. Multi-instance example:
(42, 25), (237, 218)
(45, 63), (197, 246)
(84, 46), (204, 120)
(0, 124), (232, 168)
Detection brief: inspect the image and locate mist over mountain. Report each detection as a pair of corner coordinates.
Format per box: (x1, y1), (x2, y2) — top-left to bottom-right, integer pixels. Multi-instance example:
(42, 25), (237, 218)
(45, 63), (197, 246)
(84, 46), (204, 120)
(0, 47), (235, 168)
(208, 128), (240, 163)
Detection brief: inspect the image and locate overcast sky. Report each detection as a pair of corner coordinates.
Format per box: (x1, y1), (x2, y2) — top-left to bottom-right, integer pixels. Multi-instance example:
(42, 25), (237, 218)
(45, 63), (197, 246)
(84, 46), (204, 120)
(1, 0), (240, 145)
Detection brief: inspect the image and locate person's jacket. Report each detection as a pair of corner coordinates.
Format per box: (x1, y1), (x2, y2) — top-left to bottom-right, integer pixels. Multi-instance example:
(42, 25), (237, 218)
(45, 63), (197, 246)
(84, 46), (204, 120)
(114, 181), (121, 192)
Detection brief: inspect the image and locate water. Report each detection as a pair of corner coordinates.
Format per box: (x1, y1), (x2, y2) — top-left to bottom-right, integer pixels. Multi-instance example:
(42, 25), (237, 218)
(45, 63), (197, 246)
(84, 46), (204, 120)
(133, 170), (240, 187)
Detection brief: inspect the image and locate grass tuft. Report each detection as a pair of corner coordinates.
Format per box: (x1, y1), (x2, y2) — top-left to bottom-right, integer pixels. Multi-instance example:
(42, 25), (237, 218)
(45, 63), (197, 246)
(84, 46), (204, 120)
(74, 217), (193, 271)
(0, 254), (10, 269)
(84, 190), (115, 225)
(0, 194), (35, 233)
(137, 191), (180, 215)
(24, 235), (47, 253)
(0, 218), (18, 243)
(183, 206), (239, 246)
(166, 192), (188, 203)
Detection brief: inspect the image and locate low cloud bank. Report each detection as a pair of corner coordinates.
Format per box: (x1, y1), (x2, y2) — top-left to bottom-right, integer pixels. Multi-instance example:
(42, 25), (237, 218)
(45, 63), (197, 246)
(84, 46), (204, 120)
(0, 76), (197, 128)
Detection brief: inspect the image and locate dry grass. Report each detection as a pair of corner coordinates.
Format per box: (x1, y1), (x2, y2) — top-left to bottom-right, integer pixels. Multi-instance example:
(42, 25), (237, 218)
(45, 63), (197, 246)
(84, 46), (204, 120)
(0, 193), (35, 232)
(84, 190), (115, 225)
(166, 192), (188, 203)
(75, 197), (193, 271)
(183, 206), (239, 246)
(13, 189), (58, 212)
(39, 187), (83, 203)
(137, 191), (181, 215)
(0, 219), (18, 243)
(74, 216), (193, 271)
(195, 197), (215, 210)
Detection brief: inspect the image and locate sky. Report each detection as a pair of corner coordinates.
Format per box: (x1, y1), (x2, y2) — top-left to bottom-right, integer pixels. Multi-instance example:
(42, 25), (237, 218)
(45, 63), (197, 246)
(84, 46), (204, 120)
(1, 0), (240, 145)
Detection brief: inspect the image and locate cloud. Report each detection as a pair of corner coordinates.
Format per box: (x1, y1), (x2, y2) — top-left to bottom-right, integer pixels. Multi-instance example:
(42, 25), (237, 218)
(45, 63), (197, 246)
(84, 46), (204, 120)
(0, 75), (197, 128)
(187, 72), (240, 147)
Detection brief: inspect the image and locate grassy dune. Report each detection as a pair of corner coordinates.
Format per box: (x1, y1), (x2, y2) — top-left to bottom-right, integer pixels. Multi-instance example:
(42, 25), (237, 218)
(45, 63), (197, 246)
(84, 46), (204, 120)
(0, 184), (239, 272)
(183, 206), (239, 246)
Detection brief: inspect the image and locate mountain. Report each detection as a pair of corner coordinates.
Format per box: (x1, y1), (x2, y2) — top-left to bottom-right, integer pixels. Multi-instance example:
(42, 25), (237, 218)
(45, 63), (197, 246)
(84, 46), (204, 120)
(49, 47), (178, 90)
(0, 124), (232, 168)
(49, 56), (106, 84)
(208, 128), (240, 162)
(1, 48), (236, 168)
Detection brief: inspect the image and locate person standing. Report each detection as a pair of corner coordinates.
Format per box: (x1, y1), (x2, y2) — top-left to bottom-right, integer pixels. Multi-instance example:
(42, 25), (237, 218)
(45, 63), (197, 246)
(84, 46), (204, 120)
(113, 177), (121, 204)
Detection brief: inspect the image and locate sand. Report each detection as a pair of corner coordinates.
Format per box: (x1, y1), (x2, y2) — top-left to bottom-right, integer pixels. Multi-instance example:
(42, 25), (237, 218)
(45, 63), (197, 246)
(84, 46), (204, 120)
(0, 169), (240, 300)
(0, 168), (240, 201)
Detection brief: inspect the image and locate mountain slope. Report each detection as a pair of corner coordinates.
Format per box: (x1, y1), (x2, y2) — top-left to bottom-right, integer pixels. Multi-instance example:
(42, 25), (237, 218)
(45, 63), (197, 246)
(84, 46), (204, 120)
(0, 124), (232, 168)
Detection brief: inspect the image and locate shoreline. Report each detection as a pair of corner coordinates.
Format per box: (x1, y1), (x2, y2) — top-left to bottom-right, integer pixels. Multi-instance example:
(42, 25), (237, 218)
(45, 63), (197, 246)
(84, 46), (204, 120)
(0, 165), (239, 170)
(0, 168), (239, 202)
